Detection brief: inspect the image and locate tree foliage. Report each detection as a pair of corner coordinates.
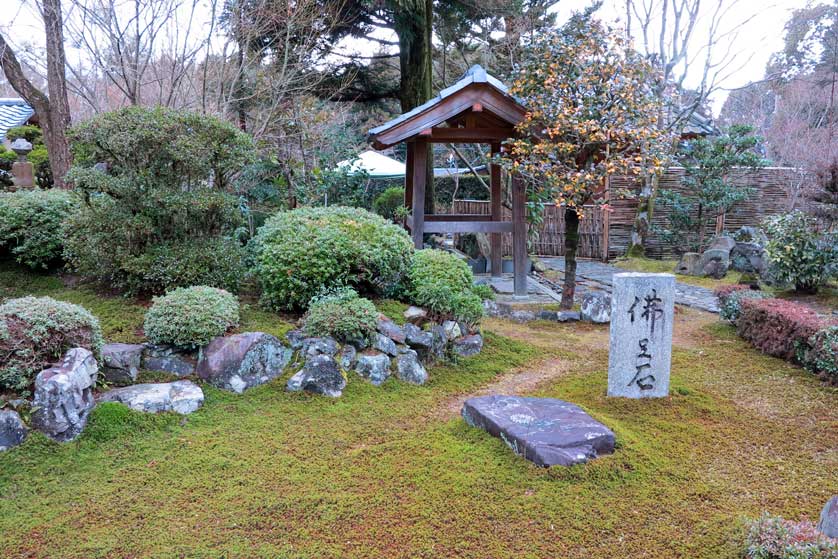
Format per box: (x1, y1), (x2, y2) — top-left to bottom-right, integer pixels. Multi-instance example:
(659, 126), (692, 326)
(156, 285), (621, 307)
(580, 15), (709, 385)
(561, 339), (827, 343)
(500, 9), (672, 307)
(658, 125), (767, 253)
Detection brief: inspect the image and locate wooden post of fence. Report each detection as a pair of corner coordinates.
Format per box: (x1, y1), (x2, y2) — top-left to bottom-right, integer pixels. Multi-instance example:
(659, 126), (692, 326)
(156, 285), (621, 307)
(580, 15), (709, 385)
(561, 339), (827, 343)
(602, 177), (611, 262)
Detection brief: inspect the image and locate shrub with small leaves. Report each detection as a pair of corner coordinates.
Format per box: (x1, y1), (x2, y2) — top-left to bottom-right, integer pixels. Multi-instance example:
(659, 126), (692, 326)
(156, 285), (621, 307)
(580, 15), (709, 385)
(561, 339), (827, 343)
(372, 187), (405, 221)
(763, 211), (837, 293)
(251, 206), (413, 310)
(744, 513), (838, 559)
(719, 289), (769, 323)
(0, 189), (78, 269)
(0, 296), (103, 393)
(143, 286), (240, 348)
(798, 326), (838, 385)
(303, 287), (378, 343)
(409, 249), (485, 326)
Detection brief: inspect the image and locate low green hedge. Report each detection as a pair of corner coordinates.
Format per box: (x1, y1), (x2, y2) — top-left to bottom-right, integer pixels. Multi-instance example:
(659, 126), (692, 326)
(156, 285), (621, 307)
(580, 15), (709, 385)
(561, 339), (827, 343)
(0, 189), (78, 269)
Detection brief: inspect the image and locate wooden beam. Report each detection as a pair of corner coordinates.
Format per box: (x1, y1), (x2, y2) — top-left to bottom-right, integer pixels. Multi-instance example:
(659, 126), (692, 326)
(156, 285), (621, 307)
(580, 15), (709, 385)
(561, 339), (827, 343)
(471, 103), (483, 112)
(511, 175), (527, 297)
(424, 127), (514, 143)
(425, 214), (491, 222)
(490, 142), (502, 277)
(404, 145), (414, 212)
(411, 140), (427, 249)
(421, 221), (514, 234)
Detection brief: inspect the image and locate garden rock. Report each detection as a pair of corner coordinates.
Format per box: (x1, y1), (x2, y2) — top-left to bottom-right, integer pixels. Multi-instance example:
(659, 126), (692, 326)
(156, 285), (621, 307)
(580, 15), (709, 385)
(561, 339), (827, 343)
(142, 345), (197, 377)
(338, 344), (357, 370)
(372, 333), (398, 357)
(302, 337), (339, 358)
(196, 332), (292, 393)
(461, 395), (615, 467)
(429, 325), (448, 359)
(674, 252), (701, 276)
(285, 329), (305, 351)
(0, 410), (27, 451)
(377, 316), (406, 344)
(581, 292), (611, 324)
(355, 351), (391, 386)
(99, 380), (204, 415)
(510, 310), (537, 323)
(101, 343), (143, 385)
(404, 323), (433, 352)
(730, 242), (767, 275)
(30, 348), (98, 442)
(403, 306), (428, 324)
(733, 225), (767, 245)
(707, 236), (736, 252)
(818, 496), (838, 539)
(286, 354), (345, 397)
(699, 248), (730, 279)
(442, 320), (462, 340)
(396, 350), (428, 385)
(453, 334), (483, 357)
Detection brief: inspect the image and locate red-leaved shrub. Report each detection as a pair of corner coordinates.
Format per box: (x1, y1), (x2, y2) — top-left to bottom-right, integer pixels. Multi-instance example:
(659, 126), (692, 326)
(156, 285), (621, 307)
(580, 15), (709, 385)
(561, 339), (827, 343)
(737, 298), (824, 360)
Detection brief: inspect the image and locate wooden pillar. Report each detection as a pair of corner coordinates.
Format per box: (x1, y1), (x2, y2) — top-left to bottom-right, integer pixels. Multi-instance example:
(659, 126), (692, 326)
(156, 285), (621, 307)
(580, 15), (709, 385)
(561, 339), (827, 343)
(490, 142), (502, 276)
(511, 175), (527, 297)
(411, 140), (427, 249)
(404, 145), (414, 211)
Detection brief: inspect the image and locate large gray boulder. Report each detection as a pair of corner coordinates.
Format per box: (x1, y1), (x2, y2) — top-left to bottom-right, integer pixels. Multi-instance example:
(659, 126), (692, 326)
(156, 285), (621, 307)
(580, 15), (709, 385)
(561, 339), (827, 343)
(707, 235), (736, 252)
(699, 248), (730, 279)
(101, 342), (143, 385)
(732, 225), (767, 245)
(30, 348), (98, 442)
(372, 333), (399, 357)
(461, 395), (615, 467)
(429, 324), (448, 360)
(142, 345), (197, 377)
(338, 344), (357, 370)
(99, 380), (204, 415)
(452, 334), (484, 357)
(355, 351), (391, 386)
(818, 495), (838, 539)
(730, 242), (767, 275)
(377, 316), (406, 344)
(196, 332), (292, 393)
(395, 350), (428, 385)
(301, 337), (339, 359)
(286, 354), (345, 397)
(285, 329), (306, 351)
(0, 410), (27, 451)
(404, 323), (433, 352)
(674, 252), (701, 276)
(580, 292), (611, 324)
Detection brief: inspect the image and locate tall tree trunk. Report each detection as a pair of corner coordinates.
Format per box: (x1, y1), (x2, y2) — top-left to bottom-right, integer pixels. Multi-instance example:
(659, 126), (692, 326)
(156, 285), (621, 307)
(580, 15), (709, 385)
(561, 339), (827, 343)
(392, 0), (434, 214)
(0, 0), (72, 189)
(561, 208), (580, 310)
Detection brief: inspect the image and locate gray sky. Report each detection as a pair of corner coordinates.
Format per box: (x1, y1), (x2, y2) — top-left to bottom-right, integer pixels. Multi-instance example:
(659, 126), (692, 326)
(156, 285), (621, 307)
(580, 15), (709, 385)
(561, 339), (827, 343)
(0, 0), (814, 115)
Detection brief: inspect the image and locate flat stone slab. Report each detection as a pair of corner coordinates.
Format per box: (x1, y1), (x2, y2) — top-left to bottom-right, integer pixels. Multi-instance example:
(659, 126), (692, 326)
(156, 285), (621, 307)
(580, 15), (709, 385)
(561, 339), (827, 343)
(461, 395), (615, 467)
(99, 380), (204, 415)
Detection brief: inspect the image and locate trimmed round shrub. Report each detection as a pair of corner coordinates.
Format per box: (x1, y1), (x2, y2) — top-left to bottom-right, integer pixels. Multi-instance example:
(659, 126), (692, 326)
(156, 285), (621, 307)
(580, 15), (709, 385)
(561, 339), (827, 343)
(0, 189), (78, 269)
(372, 187), (405, 221)
(0, 296), (103, 393)
(408, 249), (485, 326)
(144, 286), (240, 348)
(303, 287), (378, 343)
(737, 297), (824, 361)
(251, 206), (413, 310)
(763, 211), (837, 293)
(798, 326), (838, 385)
(718, 289), (768, 323)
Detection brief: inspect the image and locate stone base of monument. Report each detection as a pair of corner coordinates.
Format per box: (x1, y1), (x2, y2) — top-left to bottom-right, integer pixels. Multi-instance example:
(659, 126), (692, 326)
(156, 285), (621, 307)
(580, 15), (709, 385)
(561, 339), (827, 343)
(461, 395), (615, 467)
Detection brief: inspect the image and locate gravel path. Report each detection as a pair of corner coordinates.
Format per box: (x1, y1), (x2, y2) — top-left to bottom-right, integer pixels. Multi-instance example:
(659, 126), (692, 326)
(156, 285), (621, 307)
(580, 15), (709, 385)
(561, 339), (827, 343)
(540, 257), (720, 313)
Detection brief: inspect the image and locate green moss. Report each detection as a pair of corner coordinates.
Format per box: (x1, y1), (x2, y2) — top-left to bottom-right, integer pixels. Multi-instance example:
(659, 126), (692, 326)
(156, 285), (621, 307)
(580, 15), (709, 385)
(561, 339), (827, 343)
(0, 264), (835, 558)
(613, 256), (741, 289)
(374, 298), (409, 324)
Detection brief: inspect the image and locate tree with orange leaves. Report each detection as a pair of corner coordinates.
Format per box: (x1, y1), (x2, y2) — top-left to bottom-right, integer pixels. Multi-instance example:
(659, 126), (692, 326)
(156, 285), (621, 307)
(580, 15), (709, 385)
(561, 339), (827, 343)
(500, 7), (674, 309)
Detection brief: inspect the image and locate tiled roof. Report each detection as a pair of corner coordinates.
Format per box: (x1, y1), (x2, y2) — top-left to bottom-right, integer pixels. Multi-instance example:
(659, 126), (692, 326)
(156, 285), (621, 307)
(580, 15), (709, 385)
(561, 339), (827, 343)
(368, 65), (522, 137)
(0, 98), (35, 143)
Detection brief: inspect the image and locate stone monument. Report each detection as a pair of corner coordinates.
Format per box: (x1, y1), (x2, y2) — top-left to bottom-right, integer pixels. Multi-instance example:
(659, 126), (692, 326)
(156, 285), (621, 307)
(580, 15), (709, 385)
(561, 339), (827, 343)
(607, 273), (675, 398)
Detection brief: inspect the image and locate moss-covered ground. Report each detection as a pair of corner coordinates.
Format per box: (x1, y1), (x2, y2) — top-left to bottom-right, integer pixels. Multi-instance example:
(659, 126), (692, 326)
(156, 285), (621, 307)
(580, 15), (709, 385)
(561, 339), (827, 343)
(1, 263), (836, 558)
(612, 256), (742, 289)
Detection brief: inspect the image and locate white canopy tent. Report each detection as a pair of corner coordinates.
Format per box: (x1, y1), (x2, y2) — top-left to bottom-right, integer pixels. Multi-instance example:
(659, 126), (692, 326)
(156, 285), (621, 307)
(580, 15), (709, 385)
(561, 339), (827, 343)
(336, 150), (486, 179)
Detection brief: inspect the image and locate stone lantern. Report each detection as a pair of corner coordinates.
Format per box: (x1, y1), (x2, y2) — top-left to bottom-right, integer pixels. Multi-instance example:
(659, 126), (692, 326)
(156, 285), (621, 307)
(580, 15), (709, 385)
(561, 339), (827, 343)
(9, 138), (35, 189)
